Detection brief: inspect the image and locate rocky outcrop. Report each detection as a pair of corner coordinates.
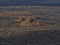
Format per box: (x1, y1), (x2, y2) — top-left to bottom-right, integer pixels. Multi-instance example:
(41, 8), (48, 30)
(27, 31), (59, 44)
(17, 16), (45, 27)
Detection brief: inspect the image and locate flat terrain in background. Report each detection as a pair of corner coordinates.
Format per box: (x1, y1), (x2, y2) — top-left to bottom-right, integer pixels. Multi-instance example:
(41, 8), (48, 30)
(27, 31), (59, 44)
(0, 6), (60, 45)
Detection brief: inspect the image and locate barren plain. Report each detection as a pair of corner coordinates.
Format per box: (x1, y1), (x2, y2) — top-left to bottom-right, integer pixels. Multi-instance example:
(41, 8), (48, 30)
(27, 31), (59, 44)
(0, 6), (60, 45)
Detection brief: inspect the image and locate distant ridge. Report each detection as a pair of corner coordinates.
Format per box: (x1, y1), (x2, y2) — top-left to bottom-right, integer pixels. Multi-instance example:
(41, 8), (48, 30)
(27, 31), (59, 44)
(0, 0), (60, 6)
(0, 3), (60, 6)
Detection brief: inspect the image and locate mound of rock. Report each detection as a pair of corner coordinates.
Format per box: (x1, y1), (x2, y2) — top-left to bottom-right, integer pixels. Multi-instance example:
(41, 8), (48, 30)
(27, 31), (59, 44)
(17, 16), (45, 27)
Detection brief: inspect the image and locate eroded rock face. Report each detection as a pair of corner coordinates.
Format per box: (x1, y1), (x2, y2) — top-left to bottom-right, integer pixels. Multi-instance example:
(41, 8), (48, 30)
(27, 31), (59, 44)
(17, 16), (45, 27)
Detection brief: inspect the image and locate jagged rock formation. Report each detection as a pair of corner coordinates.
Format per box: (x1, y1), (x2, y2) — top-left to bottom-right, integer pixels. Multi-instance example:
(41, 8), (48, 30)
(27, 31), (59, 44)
(17, 16), (45, 27)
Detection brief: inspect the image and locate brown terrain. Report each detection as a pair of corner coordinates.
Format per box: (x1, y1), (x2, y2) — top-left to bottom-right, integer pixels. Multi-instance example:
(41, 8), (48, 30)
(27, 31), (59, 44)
(0, 6), (60, 45)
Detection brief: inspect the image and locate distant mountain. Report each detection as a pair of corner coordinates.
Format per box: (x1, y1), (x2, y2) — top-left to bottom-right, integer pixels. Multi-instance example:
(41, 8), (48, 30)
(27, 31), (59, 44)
(0, 0), (60, 6)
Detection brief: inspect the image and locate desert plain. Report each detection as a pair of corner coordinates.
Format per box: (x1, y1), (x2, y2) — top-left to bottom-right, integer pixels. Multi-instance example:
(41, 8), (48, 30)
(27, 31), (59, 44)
(0, 6), (60, 45)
